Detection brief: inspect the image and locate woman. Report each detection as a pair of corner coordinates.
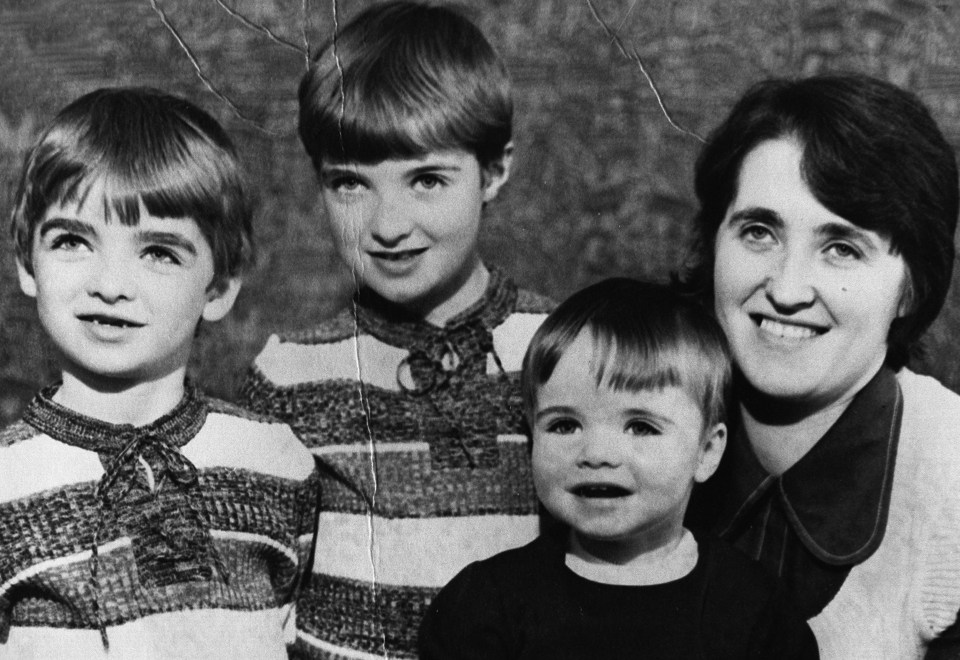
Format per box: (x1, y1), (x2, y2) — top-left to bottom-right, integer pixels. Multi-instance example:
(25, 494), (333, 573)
(686, 74), (960, 658)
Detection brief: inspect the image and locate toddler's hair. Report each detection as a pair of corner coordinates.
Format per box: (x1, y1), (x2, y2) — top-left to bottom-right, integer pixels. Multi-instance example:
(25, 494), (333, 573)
(11, 86), (252, 291)
(522, 278), (731, 430)
(298, 0), (512, 170)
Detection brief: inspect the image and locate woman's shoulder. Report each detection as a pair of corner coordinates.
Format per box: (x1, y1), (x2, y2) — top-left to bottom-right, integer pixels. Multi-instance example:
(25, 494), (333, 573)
(897, 368), (960, 425)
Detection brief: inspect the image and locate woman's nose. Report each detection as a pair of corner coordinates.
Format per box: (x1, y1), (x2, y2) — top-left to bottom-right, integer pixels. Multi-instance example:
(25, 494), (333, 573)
(764, 249), (815, 310)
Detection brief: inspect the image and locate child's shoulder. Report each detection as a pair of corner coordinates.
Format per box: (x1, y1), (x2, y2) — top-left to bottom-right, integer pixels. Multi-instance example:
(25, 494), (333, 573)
(513, 285), (556, 316)
(270, 308), (359, 347)
(199, 394), (315, 479)
(0, 418), (40, 448)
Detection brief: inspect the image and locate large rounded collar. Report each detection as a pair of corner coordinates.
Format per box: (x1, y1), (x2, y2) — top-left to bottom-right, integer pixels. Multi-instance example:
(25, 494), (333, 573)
(720, 367), (902, 566)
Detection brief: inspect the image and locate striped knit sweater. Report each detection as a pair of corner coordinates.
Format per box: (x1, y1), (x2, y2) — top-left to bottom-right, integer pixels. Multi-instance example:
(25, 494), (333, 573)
(239, 269), (553, 659)
(0, 383), (317, 660)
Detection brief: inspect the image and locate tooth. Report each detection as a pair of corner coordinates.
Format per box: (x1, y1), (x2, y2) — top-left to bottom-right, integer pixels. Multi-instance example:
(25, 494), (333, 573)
(760, 318), (816, 339)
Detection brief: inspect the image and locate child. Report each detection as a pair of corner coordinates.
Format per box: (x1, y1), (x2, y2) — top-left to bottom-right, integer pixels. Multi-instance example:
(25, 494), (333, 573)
(0, 87), (317, 659)
(420, 279), (819, 659)
(238, 2), (553, 657)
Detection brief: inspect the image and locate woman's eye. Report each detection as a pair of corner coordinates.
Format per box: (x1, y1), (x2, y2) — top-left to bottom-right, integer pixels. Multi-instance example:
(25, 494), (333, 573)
(143, 246), (181, 265)
(545, 418), (580, 435)
(825, 242), (862, 260)
(741, 224), (774, 243)
(625, 420), (659, 437)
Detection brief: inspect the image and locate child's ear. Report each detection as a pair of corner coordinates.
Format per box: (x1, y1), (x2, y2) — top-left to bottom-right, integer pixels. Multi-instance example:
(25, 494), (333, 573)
(694, 422), (727, 483)
(202, 276), (242, 323)
(16, 258), (37, 298)
(481, 142), (514, 203)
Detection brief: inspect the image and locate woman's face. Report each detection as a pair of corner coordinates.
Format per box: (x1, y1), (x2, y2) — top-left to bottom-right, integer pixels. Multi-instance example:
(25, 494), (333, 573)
(713, 138), (909, 410)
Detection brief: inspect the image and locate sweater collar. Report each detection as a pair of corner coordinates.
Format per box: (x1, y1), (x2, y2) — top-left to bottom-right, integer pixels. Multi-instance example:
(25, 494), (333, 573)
(721, 367), (902, 565)
(23, 381), (207, 452)
(354, 266), (518, 345)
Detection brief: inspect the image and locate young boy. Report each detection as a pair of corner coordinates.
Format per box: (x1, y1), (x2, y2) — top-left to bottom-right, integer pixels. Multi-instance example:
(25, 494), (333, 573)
(0, 87), (317, 659)
(238, 2), (553, 657)
(420, 279), (819, 659)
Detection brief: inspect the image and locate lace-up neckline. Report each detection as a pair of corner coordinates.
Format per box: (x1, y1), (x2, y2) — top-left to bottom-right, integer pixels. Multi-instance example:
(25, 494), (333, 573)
(23, 382), (227, 648)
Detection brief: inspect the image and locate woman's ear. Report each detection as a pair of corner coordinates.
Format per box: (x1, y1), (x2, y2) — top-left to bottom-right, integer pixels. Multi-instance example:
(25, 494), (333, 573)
(695, 423), (727, 483)
(202, 276), (242, 323)
(481, 142), (514, 203)
(896, 275), (916, 318)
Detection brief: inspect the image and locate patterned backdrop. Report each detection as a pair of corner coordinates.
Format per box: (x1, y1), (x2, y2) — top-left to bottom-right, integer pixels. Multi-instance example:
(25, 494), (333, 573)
(1, 0), (959, 424)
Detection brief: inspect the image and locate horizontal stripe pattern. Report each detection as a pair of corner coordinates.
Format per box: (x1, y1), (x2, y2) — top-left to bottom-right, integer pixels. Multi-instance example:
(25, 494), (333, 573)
(297, 575), (433, 659)
(315, 438), (537, 517)
(313, 512), (542, 587)
(240, 275), (553, 660)
(0, 400), (317, 655)
(4, 606), (291, 660)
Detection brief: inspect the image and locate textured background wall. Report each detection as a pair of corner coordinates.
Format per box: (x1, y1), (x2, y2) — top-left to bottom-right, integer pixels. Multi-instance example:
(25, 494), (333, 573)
(1, 0), (959, 425)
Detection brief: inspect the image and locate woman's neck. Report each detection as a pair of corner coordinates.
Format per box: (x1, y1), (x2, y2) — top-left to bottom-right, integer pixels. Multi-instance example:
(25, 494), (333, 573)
(53, 368), (188, 426)
(739, 387), (857, 476)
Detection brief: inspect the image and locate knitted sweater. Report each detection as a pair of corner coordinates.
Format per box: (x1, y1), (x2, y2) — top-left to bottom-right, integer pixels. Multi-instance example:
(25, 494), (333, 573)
(807, 369), (960, 658)
(240, 269), (553, 659)
(0, 383), (317, 660)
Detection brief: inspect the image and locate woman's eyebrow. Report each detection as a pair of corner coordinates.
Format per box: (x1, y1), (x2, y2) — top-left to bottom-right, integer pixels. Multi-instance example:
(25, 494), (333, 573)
(815, 222), (879, 250)
(727, 206), (783, 227)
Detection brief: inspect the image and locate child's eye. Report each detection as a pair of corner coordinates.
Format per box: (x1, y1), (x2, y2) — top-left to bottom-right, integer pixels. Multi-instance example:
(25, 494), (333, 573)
(413, 174), (445, 191)
(328, 176), (364, 194)
(625, 419), (660, 436)
(49, 233), (90, 252)
(545, 418), (581, 435)
(143, 246), (181, 265)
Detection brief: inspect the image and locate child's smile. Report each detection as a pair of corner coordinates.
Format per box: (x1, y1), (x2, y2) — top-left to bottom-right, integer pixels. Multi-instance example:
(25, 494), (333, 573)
(531, 332), (725, 560)
(17, 178), (238, 389)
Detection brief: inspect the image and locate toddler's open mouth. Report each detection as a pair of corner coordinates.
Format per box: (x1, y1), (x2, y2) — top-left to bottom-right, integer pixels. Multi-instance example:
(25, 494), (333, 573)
(78, 314), (143, 328)
(572, 484), (631, 498)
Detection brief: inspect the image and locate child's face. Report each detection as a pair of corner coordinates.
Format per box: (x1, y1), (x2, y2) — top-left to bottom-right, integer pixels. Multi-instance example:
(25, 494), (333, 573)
(17, 179), (240, 386)
(319, 148), (510, 324)
(531, 332), (725, 556)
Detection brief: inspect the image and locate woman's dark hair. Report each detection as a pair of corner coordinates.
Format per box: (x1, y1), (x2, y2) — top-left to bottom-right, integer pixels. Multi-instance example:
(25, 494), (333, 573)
(685, 74), (958, 369)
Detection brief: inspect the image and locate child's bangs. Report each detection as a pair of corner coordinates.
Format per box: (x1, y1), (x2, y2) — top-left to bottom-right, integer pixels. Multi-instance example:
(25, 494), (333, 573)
(326, 90), (465, 164)
(588, 329), (686, 395)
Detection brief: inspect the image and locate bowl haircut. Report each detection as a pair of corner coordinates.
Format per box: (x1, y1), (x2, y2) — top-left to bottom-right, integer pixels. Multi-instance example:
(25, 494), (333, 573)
(686, 74), (959, 369)
(297, 0), (512, 172)
(521, 278), (732, 436)
(11, 87), (253, 292)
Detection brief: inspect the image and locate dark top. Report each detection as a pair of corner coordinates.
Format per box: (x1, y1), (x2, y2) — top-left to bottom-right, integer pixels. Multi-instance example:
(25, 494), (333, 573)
(419, 531), (818, 660)
(687, 367), (902, 619)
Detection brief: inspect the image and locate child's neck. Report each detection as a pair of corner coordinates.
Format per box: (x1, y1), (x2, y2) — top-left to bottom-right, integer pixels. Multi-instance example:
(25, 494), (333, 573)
(422, 260), (489, 327)
(53, 367), (189, 426)
(565, 527), (697, 586)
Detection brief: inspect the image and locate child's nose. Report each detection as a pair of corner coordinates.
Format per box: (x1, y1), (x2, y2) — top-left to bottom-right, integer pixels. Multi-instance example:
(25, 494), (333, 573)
(575, 429), (621, 469)
(86, 254), (134, 302)
(369, 191), (414, 245)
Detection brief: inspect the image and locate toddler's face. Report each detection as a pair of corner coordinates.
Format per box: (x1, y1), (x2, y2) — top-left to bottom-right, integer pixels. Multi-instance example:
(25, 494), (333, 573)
(17, 178), (239, 386)
(318, 148), (509, 325)
(531, 332), (724, 556)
